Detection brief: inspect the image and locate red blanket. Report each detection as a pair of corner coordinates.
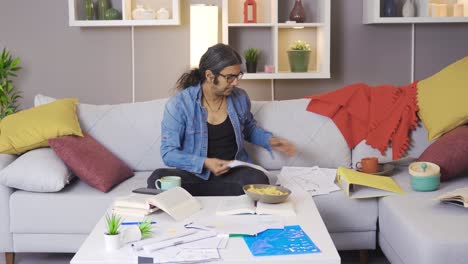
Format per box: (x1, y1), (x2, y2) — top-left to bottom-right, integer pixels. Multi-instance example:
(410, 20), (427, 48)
(305, 82), (419, 160)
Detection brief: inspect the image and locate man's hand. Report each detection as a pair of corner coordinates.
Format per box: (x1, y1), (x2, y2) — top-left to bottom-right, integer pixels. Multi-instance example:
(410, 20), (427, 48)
(269, 137), (296, 156)
(204, 158), (231, 176)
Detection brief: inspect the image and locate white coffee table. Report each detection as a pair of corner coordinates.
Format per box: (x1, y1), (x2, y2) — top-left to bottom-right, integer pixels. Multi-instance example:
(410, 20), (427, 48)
(71, 177), (340, 264)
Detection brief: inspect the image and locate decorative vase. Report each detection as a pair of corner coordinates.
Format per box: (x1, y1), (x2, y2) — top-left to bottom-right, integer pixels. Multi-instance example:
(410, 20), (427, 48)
(287, 50), (310, 72)
(289, 0), (306, 23)
(97, 0), (109, 20)
(104, 233), (121, 251)
(84, 0), (95, 20)
(104, 8), (120, 20)
(156, 8), (170, 20)
(383, 0), (397, 17)
(243, 0), (257, 23)
(402, 0), (416, 17)
(246, 62), (257, 73)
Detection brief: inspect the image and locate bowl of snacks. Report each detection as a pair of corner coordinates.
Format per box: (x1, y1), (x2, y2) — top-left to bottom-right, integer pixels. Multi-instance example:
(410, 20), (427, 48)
(243, 184), (291, 204)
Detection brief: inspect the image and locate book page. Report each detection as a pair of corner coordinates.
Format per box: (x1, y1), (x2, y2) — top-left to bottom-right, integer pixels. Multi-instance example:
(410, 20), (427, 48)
(227, 160), (274, 178)
(147, 187), (202, 221)
(437, 187), (468, 207)
(216, 195), (256, 216)
(256, 201), (296, 217)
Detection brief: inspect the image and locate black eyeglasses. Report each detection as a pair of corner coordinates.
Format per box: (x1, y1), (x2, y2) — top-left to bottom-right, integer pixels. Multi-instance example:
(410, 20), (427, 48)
(217, 72), (244, 83)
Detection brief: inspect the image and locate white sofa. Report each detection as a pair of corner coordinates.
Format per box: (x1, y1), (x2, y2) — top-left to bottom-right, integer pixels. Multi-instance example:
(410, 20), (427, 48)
(1, 95), (467, 264)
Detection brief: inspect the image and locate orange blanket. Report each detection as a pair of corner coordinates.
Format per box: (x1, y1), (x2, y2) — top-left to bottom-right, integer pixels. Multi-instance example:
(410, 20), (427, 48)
(305, 82), (419, 160)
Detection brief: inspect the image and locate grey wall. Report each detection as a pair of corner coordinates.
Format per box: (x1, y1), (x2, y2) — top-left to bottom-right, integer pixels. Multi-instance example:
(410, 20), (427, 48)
(0, 0), (467, 108)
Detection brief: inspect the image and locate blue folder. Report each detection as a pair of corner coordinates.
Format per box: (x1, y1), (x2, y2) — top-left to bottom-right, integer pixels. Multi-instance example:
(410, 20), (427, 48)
(243, 225), (321, 257)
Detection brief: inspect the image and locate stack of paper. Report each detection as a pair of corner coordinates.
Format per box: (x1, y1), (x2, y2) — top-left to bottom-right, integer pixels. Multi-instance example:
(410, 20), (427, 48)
(279, 166), (340, 196)
(135, 228), (227, 263)
(113, 193), (159, 217)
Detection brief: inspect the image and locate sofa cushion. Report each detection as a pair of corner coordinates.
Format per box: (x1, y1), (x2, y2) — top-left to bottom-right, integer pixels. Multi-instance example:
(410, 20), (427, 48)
(352, 121), (431, 166)
(314, 191), (378, 233)
(36, 95), (351, 171)
(379, 169), (468, 264)
(247, 99), (351, 170)
(417, 56), (468, 140)
(10, 171), (151, 234)
(0, 98), (82, 154)
(418, 125), (468, 182)
(35, 94), (168, 172)
(0, 148), (72, 192)
(49, 133), (134, 193)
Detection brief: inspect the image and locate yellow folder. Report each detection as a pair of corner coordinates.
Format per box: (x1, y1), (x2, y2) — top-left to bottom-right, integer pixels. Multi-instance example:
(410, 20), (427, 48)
(336, 167), (405, 199)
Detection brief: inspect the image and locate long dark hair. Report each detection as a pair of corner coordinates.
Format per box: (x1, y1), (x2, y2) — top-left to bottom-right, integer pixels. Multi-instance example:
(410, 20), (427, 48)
(176, 43), (242, 90)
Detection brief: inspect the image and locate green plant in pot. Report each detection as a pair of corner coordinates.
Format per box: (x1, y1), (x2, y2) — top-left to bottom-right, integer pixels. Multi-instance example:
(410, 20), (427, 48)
(287, 40), (311, 72)
(243, 48), (260, 73)
(104, 213), (123, 251)
(0, 47), (22, 119)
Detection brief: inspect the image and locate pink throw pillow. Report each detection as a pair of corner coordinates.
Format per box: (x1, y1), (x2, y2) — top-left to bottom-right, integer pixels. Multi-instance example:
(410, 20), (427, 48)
(418, 125), (468, 181)
(49, 133), (134, 192)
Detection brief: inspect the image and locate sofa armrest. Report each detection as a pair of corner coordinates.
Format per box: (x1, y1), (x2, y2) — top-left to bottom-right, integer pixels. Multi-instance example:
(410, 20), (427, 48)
(0, 154), (16, 252)
(0, 184), (14, 252)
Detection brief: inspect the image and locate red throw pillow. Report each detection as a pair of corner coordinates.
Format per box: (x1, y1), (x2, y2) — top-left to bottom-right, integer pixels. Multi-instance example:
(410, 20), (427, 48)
(49, 133), (134, 192)
(418, 125), (468, 181)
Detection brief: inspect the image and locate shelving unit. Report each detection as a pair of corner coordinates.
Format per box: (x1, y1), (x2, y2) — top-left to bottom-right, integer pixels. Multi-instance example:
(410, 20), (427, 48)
(222, 0), (331, 80)
(68, 0), (180, 27)
(363, 0), (468, 24)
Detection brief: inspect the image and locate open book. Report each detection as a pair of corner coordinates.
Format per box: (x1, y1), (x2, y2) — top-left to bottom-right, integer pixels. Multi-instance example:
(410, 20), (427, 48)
(147, 187), (202, 221)
(437, 187), (468, 208)
(336, 167), (405, 199)
(216, 195), (295, 217)
(113, 193), (159, 217)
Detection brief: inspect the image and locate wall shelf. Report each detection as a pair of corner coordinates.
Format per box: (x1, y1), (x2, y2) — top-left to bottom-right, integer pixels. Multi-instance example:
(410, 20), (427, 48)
(222, 0), (331, 80)
(363, 0), (468, 24)
(68, 0), (180, 27)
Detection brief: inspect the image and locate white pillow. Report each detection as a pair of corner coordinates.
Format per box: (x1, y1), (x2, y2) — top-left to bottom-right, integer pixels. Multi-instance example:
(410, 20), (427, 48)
(0, 148), (73, 192)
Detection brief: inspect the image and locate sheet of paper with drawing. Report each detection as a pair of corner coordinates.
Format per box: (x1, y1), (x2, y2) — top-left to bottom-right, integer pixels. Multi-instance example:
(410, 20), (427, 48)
(280, 166), (340, 196)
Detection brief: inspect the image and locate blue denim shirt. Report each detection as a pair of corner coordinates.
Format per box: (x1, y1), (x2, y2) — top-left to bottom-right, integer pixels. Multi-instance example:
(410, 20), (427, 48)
(160, 83), (273, 180)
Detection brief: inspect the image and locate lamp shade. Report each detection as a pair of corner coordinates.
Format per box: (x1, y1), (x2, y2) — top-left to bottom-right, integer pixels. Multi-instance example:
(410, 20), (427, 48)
(190, 5), (218, 68)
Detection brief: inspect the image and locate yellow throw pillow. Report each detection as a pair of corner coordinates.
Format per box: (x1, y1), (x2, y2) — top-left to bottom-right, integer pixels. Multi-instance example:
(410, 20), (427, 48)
(417, 56), (468, 140)
(0, 98), (83, 154)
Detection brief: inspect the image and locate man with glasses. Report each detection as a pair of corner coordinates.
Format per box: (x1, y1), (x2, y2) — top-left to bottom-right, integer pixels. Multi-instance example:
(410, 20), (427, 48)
(148, 44), (296, 196)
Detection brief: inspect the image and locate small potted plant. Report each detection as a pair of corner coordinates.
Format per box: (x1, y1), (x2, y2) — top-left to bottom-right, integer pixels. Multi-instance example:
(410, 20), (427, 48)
(138, 219), (154, 239)
(287, 40), (311, 72)
(0, 47), (22, 119)
(243, 48), (260, 73)
(104, 213), (122, 251)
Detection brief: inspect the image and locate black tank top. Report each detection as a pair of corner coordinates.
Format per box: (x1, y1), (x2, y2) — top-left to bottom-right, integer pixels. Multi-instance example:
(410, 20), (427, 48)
(207, 117), (237, 160)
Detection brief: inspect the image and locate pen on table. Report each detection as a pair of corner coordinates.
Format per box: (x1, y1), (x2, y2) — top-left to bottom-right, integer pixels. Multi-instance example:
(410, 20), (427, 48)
(121, 221), (157, 225)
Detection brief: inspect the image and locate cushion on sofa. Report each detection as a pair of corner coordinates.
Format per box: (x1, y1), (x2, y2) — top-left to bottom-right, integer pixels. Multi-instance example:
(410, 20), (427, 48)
(49, 132), (134, 193)
(35, 94), (167, 171)
(352, 121), (431, 166)
(417, 56), (468, 141)
(0, 98), (83, 154)
(379, 171), (468, 264)
(418, 125), (468, 182)
(245, 99), (351, 170)
(0, 148), (72, 192)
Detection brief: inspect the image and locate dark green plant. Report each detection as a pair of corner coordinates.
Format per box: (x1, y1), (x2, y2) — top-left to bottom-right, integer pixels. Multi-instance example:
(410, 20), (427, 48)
(138, 219), (154, 238)
(243, 48), (260, 64)
(105, 213), (122, 235)
(0, 48), (22, 119)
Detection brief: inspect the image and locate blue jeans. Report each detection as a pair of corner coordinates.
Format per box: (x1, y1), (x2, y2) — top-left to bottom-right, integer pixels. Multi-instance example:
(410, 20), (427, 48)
(147, 167), (269, 196)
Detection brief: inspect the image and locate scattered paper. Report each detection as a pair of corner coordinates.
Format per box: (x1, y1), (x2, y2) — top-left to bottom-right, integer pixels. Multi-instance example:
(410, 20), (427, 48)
(280, 166), (340, 196)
